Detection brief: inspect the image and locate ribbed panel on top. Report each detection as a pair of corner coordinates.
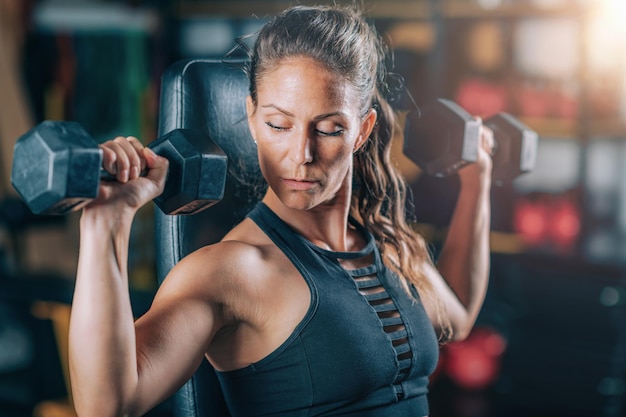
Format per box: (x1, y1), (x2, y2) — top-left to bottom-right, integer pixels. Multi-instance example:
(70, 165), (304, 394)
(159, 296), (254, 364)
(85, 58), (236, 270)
(348, 265), (413, 386)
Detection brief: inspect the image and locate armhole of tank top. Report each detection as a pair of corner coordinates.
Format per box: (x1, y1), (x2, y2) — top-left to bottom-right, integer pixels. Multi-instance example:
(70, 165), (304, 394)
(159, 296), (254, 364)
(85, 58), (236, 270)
(245, 203), (320, 341)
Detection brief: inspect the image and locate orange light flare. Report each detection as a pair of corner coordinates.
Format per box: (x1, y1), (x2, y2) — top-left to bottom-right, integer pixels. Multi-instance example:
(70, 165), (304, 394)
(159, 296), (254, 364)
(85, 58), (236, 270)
(586, 0), (626, 73)
(591, 0), (626, 32)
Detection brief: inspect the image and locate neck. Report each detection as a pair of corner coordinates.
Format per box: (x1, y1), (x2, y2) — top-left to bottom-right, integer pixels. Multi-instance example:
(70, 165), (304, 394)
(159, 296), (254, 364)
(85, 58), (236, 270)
(262, 178), (359, 253)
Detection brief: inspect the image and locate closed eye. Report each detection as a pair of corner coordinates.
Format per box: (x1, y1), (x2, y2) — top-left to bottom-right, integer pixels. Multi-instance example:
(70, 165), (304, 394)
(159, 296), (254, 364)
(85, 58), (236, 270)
(266, 121), (289, 131)
(316, 129), (343, 137)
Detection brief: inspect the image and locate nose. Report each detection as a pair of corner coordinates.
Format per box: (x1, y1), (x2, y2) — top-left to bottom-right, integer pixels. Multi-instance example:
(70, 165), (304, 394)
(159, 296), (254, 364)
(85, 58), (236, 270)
(290, 129), (313, 165)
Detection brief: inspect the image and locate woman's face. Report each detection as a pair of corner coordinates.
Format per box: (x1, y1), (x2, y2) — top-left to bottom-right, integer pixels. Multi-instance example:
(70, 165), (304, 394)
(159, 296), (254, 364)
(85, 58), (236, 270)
(247, 57), (376, 211)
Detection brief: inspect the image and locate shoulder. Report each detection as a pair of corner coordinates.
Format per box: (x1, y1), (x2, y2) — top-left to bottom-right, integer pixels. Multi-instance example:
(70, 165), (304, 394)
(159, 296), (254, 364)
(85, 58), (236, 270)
(170, 218), (270, 286)
(157, 217), (278, 319)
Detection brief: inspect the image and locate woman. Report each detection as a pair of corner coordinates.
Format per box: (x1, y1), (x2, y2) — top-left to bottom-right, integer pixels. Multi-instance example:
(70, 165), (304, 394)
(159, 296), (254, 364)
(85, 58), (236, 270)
(69, 5), (492, 417)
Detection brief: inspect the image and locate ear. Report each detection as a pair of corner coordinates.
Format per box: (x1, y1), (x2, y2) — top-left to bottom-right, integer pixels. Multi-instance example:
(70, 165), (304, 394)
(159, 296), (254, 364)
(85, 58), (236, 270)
(246, 95), (257, 141)
(354, 107), (377, 152)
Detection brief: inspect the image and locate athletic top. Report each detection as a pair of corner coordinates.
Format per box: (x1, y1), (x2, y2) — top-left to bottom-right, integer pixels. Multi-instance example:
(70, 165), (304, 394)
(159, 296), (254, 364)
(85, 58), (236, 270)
(215, 202), (439, 416)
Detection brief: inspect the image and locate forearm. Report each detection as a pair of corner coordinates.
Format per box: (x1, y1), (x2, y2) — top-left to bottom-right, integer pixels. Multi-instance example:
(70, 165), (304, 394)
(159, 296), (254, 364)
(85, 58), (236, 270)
(69, 209), (139, 417)
(436, 181), (491, 325)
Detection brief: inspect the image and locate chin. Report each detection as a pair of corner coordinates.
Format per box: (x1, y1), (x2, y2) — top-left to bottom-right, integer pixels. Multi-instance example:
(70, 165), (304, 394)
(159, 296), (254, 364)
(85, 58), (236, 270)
(277, 192), (322, 212)
(281, 199), (318, 212)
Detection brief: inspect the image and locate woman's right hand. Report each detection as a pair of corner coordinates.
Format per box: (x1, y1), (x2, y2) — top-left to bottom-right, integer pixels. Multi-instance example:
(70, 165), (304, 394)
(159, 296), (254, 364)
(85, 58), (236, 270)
(85, 135), (169, 215)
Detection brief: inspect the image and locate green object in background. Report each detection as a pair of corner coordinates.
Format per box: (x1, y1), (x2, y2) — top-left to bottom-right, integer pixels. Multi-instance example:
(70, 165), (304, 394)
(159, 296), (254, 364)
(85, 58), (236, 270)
(71, 31), (152, 143)
(120, 30), (151, 142)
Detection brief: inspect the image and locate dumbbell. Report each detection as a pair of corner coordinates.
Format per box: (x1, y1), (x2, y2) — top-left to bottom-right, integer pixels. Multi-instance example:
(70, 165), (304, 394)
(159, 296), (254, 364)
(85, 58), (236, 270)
(11, 121), (227, 216)
(404, 98), (538, 185)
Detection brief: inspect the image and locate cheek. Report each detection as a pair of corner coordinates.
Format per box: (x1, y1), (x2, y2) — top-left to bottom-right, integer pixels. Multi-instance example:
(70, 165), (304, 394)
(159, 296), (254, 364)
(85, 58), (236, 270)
(324, 142), (353, 165)
(321, 146), (355, 180)
(256, 142), (283, 181)
(256, 145), (271, 174)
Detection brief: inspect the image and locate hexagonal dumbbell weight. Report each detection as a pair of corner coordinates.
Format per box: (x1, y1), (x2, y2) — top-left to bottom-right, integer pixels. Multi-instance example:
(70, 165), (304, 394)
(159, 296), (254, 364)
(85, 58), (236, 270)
(485, 112), (538, 184)
(11, 121), (227, 215)
(404, 98), (538, 185)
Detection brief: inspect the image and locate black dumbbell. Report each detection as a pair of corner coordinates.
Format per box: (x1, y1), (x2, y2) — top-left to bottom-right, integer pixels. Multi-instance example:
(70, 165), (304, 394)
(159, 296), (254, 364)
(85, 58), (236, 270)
(404, 98), (538, 185)
(11, 121), (227, 215)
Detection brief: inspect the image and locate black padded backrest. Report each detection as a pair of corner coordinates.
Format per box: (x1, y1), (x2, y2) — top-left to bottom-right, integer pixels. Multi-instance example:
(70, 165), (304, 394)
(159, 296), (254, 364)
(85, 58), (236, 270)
(155, 58), (264, 417)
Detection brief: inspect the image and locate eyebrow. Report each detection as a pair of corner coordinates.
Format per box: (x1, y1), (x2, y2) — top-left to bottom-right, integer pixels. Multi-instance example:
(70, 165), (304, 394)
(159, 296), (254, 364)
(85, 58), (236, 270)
(260, 104), (347, 121)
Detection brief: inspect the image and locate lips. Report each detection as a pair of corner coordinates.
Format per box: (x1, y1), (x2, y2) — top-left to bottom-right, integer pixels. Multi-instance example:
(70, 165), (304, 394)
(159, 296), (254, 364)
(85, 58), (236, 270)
(282, 178), (318, 191)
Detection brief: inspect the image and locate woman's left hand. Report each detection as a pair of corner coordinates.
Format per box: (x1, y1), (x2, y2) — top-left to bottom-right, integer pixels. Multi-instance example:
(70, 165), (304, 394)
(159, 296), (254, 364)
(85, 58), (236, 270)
(458, 119), (494, 190)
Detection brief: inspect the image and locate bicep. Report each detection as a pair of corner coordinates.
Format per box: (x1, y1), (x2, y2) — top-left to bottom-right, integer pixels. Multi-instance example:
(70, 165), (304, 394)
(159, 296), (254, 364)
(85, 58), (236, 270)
(130, 262), (224, 415)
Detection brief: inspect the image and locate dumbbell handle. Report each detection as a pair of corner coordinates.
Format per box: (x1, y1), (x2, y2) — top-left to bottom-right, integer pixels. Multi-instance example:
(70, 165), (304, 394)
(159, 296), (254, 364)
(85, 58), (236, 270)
(99, 156), (150, 182)
(98, 134), (168, 182)
(100, 168), (143, 182)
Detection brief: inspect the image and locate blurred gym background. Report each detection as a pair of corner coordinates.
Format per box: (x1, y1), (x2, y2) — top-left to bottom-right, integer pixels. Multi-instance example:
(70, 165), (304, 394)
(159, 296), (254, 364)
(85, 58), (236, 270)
(1, 0), (626, 416)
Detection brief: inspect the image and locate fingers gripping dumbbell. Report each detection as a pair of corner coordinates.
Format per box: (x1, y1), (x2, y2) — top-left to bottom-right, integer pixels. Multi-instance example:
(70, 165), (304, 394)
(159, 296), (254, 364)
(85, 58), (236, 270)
(11, 121), (227, 215)
(404, 98), (538, 185)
